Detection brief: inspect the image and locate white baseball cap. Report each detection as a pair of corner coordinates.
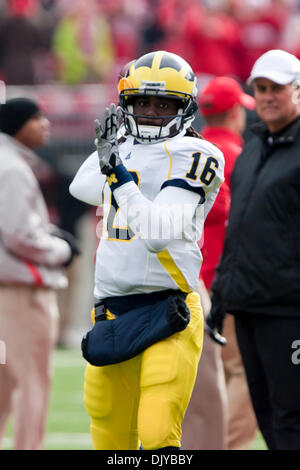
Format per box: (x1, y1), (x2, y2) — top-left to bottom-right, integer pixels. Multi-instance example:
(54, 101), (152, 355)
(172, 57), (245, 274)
(247, 49), (300, 85)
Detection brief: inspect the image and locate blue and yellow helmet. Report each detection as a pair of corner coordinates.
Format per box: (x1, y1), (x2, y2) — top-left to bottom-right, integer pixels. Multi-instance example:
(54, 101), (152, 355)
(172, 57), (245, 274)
(118, 51), (198, 143)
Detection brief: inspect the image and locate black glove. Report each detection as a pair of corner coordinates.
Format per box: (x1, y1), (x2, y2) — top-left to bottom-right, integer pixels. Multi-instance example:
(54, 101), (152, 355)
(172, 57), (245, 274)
(51, 227), (81, 267)
(167, 293), (190, 332)
(205, 293), (227, 346)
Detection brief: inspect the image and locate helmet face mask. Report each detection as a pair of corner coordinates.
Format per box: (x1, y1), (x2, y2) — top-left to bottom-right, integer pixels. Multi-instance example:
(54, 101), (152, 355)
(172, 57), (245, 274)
(118, 51), (198, 143)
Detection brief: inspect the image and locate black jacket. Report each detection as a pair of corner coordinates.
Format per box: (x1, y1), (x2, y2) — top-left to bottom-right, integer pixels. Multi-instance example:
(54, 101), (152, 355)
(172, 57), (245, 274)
(212, 116), (300, 317)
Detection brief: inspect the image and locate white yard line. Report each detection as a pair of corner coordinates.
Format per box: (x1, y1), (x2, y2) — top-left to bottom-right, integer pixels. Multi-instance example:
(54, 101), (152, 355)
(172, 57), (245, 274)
(3, 432), (92, 450)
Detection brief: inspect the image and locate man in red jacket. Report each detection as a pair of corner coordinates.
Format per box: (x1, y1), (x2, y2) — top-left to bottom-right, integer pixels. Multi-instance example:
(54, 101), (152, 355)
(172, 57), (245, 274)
(182, 77), (257, 450)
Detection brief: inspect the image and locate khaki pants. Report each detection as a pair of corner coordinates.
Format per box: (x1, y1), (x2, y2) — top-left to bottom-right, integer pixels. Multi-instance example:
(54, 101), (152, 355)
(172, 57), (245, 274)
(0, 285), (59, 450)
(182, 280), (257, 450)
(182, 281), (227, 449)
(222, 314), (257, 450)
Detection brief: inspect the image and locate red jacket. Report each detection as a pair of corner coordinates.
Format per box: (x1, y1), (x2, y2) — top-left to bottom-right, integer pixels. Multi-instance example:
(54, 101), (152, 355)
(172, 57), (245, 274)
(200, 126), (243, 290)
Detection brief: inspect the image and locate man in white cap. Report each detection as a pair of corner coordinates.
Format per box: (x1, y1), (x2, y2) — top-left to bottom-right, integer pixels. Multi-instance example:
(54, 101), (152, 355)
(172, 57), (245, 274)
(205, 50), (300, 450)
(247, 49), (300, 133)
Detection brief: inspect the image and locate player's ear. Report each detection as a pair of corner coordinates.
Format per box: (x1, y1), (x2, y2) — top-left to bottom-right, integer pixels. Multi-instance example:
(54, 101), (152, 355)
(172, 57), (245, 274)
(291, 79), (300, 105)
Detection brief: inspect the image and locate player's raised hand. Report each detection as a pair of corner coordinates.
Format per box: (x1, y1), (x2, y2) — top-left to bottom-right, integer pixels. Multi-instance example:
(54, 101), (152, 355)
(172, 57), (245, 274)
(94, 103), (123, 175)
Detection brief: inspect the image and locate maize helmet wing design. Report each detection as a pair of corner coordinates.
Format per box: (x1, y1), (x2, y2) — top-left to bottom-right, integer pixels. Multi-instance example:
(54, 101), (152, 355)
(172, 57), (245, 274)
(118, 51), (198, 143)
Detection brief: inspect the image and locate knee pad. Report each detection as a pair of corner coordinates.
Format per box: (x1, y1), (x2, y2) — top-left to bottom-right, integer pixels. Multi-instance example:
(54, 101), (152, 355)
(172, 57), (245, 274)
(139, 416), (180, 450)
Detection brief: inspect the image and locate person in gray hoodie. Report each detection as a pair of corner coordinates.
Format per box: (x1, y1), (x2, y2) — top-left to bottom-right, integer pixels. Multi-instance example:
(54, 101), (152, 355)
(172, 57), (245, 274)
(0, 97), (79, 450)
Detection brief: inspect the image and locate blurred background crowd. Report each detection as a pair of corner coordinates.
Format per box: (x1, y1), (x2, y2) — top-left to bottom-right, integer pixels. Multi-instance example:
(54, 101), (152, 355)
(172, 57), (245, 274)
(1, 0), (300, 347)
(1, 0), (300, 86)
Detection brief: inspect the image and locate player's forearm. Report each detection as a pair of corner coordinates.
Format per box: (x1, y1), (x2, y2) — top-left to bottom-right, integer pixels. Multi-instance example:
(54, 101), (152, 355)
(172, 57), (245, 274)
(113, 181), (200, 252)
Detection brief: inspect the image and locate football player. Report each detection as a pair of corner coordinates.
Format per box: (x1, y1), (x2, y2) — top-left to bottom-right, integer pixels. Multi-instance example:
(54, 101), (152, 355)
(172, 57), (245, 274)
(69, 50), (224, 450)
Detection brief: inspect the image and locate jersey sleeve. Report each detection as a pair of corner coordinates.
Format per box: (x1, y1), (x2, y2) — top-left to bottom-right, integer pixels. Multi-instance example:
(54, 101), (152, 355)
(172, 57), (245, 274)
(161, 137), (225, 204)
(69, 151), (106, 206)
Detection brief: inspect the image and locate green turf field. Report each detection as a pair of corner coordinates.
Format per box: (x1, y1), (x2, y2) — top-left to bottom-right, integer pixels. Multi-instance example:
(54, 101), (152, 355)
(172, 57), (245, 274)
(3, 348), (267, 450)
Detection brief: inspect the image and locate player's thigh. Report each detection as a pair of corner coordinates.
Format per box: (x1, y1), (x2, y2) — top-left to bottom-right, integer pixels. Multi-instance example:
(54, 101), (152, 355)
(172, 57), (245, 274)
(84, 355), (141, 424)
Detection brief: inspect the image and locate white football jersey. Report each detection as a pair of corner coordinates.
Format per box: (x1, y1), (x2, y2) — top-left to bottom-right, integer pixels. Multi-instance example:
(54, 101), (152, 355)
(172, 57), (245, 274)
(70, 133), (224, 299)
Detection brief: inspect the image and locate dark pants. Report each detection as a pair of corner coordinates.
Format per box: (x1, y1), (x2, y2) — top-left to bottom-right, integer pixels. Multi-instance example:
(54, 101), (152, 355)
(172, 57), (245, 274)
(234, 313), (300, 450)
